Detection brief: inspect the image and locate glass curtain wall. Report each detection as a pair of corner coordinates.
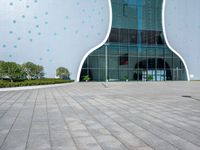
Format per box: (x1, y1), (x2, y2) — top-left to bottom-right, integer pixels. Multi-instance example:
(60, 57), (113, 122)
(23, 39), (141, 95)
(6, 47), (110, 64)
(80, 0), (187, 81)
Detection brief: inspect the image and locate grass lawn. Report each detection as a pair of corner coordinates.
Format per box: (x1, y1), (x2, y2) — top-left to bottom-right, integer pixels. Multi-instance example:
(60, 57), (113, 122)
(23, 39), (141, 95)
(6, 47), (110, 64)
(0, 78), (73, 88)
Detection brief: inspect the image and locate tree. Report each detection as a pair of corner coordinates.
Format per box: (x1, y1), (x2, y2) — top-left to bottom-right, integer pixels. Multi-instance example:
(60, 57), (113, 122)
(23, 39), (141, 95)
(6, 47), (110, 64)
(22, 62), (44, 79)
(35, 65), (44, 79)
(22, 62), (36, 80)
(56, 67), (70, 79)
(0, 61), (22, 82)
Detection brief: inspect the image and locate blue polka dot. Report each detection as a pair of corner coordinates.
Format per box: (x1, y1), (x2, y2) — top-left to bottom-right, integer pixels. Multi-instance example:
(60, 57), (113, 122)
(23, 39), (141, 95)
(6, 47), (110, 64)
(9, 2), (13, 6)
(34, 16), (38, 19)
(45, 12), (48, 15)
(54, 33), (57, 36)
(45, 21), (48, 24)
(17, 37), (21, 40)
(38, 32), (41, 36)
(2, 44), (6, 48)
(46, 49), (50, 52)
(36, 25), (39, 28)
(13, 45), (17, 48)
(9, 31), (13, 34)
(39, 58), (43, 61)
(13, 20), (16, 24)
(75, 30), (78, 34)
(34, 0), (38, 3)
(9, 54), (12, 58)
(22, 15), (26, 19)
(29, 38), (33, 42)
(28, 30), (31, 34)
(26, 5), (30, 8)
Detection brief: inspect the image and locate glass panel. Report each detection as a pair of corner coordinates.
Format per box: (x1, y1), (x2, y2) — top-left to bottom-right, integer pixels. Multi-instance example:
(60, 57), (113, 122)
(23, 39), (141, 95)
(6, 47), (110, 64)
(108, 69), (119, 81)
(119, 69), (128, 81)
(156, 47), (164, 57)
(108, 45), (119, 55)
(108, 56), (118, 69)
(138, 48), (146, 57)
(109, 28), (120, 43)
(129, 46), (138, 57)
(120, 29), (128, 43)
(165, 58), (173, 69)
(98, 56), (105, 69)
(89, 56), (98, 68)
(165, 49), (173, 57)
(147, 47), (156, 57)
(90, 69), (99, 81)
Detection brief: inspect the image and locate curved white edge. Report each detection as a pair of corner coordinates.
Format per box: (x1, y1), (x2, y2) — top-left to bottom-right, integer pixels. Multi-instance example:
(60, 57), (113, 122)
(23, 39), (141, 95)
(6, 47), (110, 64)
(162, 0), (190, 81)
(76, 0), (112, 82)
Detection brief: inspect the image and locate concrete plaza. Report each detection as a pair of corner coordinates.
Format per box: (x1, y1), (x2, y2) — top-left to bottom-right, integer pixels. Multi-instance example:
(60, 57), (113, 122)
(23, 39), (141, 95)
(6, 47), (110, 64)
(0, 82), (200, 150)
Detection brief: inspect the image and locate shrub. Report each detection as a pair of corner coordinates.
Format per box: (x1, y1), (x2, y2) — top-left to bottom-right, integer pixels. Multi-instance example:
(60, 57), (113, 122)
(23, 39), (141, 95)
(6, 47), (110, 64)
(0, 78), (73, 88)
(82, 75), (90, 82)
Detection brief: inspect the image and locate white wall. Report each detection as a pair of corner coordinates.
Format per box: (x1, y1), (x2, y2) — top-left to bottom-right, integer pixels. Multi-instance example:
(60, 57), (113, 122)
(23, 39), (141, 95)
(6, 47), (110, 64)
(0, 0), (110, 80)
(164, 0), (200, 80)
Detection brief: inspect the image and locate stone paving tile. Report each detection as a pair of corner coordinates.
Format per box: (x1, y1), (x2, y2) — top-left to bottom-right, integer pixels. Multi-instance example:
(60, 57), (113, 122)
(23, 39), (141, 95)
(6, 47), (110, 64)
(0, 82), (200, 150)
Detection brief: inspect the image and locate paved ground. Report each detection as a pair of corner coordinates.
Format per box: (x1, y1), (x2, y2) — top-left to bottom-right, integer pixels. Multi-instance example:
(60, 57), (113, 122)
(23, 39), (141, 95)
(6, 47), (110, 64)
(0, 82), (200, 150)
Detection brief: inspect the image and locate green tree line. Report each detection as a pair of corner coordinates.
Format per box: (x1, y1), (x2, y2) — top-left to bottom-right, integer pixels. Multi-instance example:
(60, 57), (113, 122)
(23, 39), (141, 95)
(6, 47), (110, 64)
(0, 61), (44, 82)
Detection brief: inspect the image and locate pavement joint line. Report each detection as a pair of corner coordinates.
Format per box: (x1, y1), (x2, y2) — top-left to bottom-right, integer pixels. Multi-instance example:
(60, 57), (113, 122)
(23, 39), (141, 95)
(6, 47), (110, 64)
(89, 97), (184, 150)
(24, 89), (39, 150)
(57, 87), (108, 150)
(0, 90), (33, 149)
(44, 88), (53, 150)
(126, 96), (200, 132)
(0, 91), (25, 119)
(50, 87), (78, 150)
(64, 86), (150, 150)
(83, 95), (169, 150)
(121, 96), (200, 136)
(0, 91), (18, 106)
(95, 95), (200, 148)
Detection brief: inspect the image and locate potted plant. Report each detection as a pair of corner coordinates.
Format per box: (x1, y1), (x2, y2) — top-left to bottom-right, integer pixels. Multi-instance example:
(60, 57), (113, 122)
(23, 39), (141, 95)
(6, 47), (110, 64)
(147, 75), (153, 81)
(124, 75), (128, 82)
(83, 74), (90, 82)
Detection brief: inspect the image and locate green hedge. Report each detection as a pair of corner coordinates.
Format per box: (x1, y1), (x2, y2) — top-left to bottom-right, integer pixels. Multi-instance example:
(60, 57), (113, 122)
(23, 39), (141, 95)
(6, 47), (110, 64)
(0, 78), (73, 88)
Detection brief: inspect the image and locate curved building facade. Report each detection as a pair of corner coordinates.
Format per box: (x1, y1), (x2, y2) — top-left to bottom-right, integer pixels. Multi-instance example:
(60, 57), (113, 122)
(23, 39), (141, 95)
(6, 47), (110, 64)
(79, 0), (187, 81)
